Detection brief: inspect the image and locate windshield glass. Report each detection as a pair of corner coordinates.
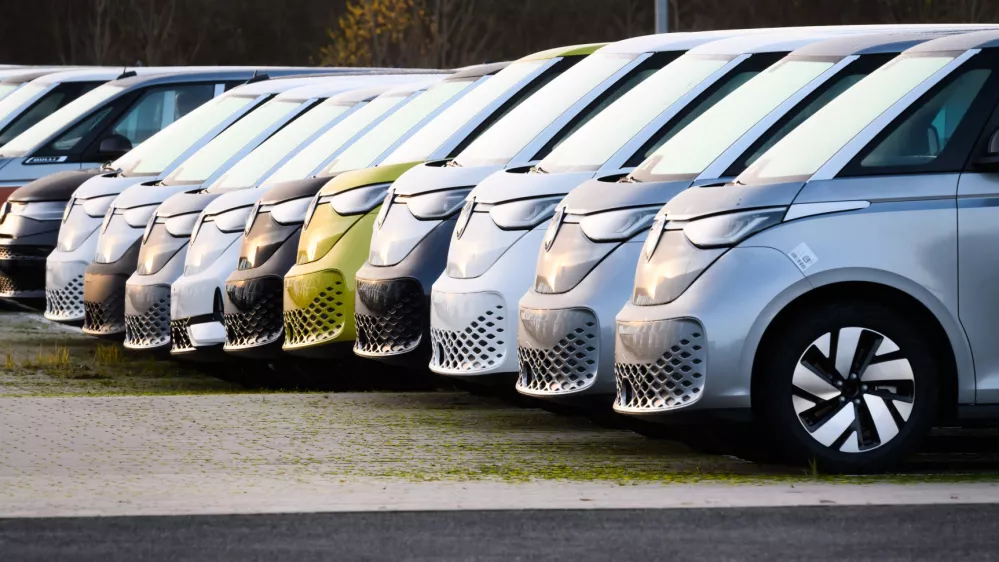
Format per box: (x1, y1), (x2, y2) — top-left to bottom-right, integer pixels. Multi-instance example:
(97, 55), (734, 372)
(539, 55), (732, 173)
(114, 95), (257, 178)
(455, 53), (634, 167)
(266, 95), (405, 184)
(738, 54), (956, 185)
(211, 101), (350, 190)
(634, 58), (837, 181)
(0, 83), (47, 124)
(321, 80), (473, 174)
(381, 61), (545, 165)
(0, 84), (121, 156)
(0, 83), (20, 102)
(166, 99), (302, 185)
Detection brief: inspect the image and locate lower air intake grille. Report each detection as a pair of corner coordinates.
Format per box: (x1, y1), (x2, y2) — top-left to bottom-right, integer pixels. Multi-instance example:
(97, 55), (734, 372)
(45, 275), (84, 321)
(353, 278), (424, 356)
(124, 293), (171, 349)
(516, 308), (598, 395)
(283, 274), (347, 347)
(429, 304), (507, 373)
(614, 319), (706, 412)
(83, 292), (126, 335)
(171, 318), (194, 352)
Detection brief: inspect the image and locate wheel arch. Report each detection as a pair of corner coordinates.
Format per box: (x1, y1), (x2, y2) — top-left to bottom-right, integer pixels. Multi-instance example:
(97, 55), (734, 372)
(750, 278), (968, 421)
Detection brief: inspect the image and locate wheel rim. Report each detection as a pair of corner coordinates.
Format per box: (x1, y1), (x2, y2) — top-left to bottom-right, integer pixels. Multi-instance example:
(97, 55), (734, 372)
(791, 327), (915, 453)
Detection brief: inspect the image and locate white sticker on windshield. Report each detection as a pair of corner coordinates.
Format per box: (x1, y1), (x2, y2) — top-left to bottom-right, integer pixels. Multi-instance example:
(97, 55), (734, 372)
(788, 243), (818, 272)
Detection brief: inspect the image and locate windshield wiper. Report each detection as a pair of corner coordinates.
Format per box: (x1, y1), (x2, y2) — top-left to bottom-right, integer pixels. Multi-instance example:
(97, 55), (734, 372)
(530, 165), (549, 174)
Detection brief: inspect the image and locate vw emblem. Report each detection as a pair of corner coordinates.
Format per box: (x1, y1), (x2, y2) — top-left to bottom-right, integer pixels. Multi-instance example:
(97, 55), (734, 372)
(543, 206), (564, 252)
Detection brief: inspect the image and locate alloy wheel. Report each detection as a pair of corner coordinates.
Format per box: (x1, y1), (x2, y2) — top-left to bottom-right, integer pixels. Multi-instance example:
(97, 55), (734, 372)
(791, 327), (915, 453)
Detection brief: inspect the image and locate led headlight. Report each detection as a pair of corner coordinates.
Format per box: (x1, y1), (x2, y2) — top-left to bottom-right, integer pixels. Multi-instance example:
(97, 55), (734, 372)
(122, 205), (158, 228)
(268, 197), (311, 226)
(578, 206), (659, 242)
(80, 194), (116, 218)
(682, 207), (785, 248)
(164, 212), (201, 237)
(329, 183), (391, 216)
(489, 196), (563, 230)
(407, 188), (471, 220)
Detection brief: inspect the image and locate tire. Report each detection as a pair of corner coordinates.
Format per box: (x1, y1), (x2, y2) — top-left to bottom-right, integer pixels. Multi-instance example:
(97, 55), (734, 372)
(755, 300), (938, 473)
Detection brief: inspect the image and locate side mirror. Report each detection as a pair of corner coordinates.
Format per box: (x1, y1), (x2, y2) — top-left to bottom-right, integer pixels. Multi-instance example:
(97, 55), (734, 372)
(98, 134), (132, 161)
(974, 129), (999, 172)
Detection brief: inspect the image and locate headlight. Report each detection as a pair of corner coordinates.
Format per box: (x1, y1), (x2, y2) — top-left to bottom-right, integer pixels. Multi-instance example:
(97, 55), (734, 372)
(578, 206), (659, 242)
(80, 194), (116, 218)
(329, 183), (390, 216)
(212, 205), (254, 233)
(682, 208), (785, 248)
(489, 196), (563, 230)
(407, 188), (471, 220)
(5, 200), (67, 221)
(164, 212), (201, 237)
(268, 197), (312, 225)
(122, 205), (158, 228)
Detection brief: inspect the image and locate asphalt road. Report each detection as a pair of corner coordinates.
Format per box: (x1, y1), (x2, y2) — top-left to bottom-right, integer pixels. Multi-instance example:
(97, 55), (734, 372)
(3, 504), (998, 561)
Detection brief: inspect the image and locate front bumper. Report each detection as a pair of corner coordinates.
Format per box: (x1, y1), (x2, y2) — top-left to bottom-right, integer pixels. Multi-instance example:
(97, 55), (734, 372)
(281, 213), (376, 358)
(612, 246), (809, 419)
(428, 227), (545, 378)
(169, 237), (243, 359)
(45, 233), (101, 323)
(82, 240), (142, 337)
(353, 218), (455, 367)
(121, 245), (188, 350)
(222, 224), (302, 358)
(515, 240), (644, 400)
(0, 243), (50, 298)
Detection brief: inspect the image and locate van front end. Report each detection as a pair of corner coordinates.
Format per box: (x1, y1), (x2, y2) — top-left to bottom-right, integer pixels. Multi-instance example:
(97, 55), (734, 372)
(0, 171), (98, 299)
(281, 165), (409, 359)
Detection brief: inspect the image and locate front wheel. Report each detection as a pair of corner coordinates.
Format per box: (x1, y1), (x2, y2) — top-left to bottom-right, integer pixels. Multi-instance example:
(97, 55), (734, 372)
(755, 301), (938, 473)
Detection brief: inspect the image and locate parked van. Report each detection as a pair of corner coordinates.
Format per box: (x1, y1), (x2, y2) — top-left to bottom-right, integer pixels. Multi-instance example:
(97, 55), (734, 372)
(516, 31), (954, 404)
(614, 30), (999, 472)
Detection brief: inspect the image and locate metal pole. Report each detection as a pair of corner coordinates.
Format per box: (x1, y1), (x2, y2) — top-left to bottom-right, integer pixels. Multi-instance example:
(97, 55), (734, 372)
(655, 0), (669, 33)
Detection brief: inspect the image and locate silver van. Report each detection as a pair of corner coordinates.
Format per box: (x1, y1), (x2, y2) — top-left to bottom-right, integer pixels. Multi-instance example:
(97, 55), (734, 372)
(614, 30), (999, 472)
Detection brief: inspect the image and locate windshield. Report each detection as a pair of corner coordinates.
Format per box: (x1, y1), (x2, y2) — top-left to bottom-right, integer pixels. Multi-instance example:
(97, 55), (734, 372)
(114, 95), (257, 178)
(265, 95), (405, 184)
(0, 83), (20, 102)
(539, 55), (732, 173)
(634, 58), (837, 181)
(0, 84), (122, 156)
(454, 53), (634, 167)
(381, 61), (545, 165)
(321, 80), (473, 174)
(0, 83), (47, 124)
(738, 54), (957, 185)
(166, 99), (302, 186)
(211, 101), (350, 190)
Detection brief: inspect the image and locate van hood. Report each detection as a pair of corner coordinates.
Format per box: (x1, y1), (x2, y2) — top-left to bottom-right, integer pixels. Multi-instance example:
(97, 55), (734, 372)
(9, 169), (101, 202)
(203, 188), (264, 215)
(561, 178), (694, 215)
(662, 180), (806, 221)
(317, 162), (420, 197)
(390, 161), (504, 197)
(74, 173), (150, 200)
(258, 177), (328, 205)
(113, 182), (195, 210)
(156, 190), (222, 218)
(469, 168), (594, 205)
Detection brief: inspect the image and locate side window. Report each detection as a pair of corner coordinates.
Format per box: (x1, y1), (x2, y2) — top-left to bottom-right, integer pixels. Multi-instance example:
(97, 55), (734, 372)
(50, 105), (116, 151)
(844, 67), (993, 175)
(108, 84), (214, 146)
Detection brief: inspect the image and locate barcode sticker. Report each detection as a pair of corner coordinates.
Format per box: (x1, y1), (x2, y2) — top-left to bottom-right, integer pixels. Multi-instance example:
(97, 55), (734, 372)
(788, 243), (818, 272)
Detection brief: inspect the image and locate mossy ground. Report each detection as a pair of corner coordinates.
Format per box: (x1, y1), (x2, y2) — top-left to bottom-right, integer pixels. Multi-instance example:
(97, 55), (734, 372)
(1, 307), (998, 487)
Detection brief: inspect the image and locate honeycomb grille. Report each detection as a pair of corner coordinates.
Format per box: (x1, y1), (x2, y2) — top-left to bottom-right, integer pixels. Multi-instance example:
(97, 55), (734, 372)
(171, 318), (194, 352)
(0, 274), (17, 295)
(45, 275), (85, 321)
(615, 324), (705, 411)
(354, 279), (423, 356)
(283, 276), (347, 348)
(224, 287), (284, 349)
(83, 292), (126, 335)
(517, 312), (598, 395)
(430, 304), (506, 373)
(124, 295), (171, 349)
(0, 247), (13, 259)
